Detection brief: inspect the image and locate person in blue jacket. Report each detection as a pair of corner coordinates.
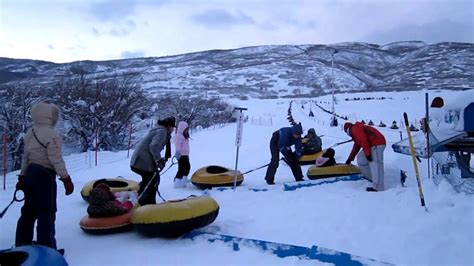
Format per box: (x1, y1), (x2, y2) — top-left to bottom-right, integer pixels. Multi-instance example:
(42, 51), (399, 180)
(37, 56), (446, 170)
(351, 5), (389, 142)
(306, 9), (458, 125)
(264, 123), (304, 185)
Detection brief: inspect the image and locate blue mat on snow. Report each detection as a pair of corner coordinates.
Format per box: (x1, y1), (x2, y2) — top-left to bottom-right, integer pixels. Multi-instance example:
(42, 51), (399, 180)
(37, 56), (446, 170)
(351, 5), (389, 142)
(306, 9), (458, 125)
(183, 230), (391, 265)
(214, 174), (363, 193)
(284, 174), (363, 191)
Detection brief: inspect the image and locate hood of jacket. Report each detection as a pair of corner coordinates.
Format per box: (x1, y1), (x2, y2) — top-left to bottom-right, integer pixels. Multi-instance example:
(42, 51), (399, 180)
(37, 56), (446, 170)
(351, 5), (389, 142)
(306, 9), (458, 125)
(177, 121), (189, 135)
(291, 123), (303, 135)
(31, 102), (60, 127)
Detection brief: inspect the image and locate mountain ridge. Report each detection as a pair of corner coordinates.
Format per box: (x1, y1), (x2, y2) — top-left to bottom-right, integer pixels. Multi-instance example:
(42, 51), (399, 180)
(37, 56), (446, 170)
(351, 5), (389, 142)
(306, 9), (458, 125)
(1, 41), (472, 97)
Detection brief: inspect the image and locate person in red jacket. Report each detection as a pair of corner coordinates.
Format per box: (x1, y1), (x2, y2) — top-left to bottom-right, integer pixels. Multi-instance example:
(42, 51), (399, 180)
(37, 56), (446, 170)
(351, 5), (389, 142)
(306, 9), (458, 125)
(344, 122), (386, 192)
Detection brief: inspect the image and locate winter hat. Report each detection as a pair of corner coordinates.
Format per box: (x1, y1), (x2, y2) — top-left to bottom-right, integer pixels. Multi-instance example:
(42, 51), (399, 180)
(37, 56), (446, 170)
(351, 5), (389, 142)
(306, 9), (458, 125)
(323, 148), (335, 158)
(308, 128), (316, 136)
(158, 116), (176, 127)
(291, 123), (303, 135)
(343, 122), (353, 135)
(95, 183), (111, 193)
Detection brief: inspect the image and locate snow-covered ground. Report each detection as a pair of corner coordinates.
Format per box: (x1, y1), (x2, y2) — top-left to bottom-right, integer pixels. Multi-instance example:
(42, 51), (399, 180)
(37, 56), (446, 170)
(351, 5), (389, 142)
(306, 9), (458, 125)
(1, 90), (473, 265)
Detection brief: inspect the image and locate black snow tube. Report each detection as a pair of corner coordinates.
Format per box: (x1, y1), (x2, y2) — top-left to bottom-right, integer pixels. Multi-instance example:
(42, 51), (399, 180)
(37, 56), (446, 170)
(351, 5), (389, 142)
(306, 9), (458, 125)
(131, 196), (219, 238)
(191, 166), (244, 189)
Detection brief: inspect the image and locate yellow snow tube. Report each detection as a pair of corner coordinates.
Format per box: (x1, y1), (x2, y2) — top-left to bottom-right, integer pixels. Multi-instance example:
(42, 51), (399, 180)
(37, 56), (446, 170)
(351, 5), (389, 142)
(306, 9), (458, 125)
(299, 150), (324, 165)
(191, 166), (244, 189)
(80, 178), (139, 202)
(131, 196), (219, 238)
(307, 164), (361, 180)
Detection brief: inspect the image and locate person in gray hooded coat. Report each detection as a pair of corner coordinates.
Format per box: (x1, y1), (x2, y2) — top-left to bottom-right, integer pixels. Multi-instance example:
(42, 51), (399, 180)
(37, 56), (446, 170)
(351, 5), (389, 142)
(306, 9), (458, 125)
(130, 117), (175, 205)
(15, 102), (74, 252)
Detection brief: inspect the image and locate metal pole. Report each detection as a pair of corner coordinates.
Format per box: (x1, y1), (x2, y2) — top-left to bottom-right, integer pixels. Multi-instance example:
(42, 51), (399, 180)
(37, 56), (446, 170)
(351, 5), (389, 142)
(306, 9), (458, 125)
(404, 112), (427, 211)
(331, 53), (335, 117)
(330, 49), (338, 127)
(233, 107), (247, 190)
(425, 93), (431, 179)
(233, 146), (240, 189)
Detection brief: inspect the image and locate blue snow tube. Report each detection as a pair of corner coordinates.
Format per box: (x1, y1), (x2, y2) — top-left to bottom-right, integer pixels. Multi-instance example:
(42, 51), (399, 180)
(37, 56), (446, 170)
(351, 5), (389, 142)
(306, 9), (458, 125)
(0, 245), (68, 266)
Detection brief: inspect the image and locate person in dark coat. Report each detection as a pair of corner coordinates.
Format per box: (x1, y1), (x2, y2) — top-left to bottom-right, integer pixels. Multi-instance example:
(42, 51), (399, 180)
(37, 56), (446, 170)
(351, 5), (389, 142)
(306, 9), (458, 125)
(130, 117), (175, 205)
(264, 123), (304, 185)
(15, 102), (74, 252)
(302, 128), (322, 155)
(344, 122), (386, 192)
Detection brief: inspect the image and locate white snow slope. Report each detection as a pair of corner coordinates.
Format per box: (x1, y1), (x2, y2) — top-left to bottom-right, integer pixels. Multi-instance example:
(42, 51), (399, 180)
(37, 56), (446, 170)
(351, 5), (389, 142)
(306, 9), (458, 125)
(1, 90), (473, 266)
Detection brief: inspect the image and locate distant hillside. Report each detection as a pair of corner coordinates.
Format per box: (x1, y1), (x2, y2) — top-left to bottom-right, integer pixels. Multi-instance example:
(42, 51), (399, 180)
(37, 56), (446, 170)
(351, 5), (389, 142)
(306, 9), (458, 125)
(1, 41), (473, 97)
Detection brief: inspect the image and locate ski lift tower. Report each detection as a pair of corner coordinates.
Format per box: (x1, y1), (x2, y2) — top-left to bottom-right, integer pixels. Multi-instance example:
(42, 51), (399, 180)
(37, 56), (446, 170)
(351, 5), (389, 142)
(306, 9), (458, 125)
(330, 49), (339, 127)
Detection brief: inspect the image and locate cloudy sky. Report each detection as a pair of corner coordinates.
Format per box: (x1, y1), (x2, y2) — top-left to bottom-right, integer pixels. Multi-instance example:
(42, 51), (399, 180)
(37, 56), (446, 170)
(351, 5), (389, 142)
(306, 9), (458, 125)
(0, 0), (473, 63)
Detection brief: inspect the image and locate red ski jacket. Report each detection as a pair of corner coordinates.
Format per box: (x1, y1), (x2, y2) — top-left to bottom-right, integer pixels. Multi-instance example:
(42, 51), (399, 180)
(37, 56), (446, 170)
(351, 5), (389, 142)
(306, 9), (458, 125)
(347, 122), (386, 162)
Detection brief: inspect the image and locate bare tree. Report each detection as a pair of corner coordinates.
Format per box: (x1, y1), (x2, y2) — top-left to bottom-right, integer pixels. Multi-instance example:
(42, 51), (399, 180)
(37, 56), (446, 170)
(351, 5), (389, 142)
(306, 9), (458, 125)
(154, 95), (234, 128)
(0, 85), (42, 170)
(48, 73), (150, 151)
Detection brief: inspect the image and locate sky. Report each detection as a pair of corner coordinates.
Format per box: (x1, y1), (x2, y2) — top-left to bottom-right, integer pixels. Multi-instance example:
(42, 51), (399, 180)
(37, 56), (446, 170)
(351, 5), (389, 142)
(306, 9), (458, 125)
(0, 0), (473, 63)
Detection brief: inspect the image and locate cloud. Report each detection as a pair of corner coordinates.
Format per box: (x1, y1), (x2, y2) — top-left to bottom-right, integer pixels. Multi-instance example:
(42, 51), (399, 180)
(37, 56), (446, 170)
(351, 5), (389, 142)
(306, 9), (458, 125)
(121, 50), (145, 59)
(362, 20), (474, 45)
(91, 20), (137, 37)
(92, 27), (100, 37)
(89, 0), (138, 22)
(190, 9), (254, 29)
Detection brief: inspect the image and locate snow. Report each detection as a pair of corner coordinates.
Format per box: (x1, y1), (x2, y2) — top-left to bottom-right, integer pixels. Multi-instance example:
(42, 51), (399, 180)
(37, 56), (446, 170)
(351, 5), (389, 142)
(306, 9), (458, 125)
(1, 90), (473, 265)
(381, 41), (427, 50)
(429, 90), (474, 132)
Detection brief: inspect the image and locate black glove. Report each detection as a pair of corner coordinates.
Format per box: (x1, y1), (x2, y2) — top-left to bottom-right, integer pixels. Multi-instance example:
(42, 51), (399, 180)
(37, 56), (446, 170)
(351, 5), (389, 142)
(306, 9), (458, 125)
(295, 152), (302, 160)
(366, 154), (373, 162)
(156, 158), (166, 171)
(60, 175), (74, 196)
(16, 175), (26, 191)
(281, 147), (291, 157)
(345, 159), (351, 165)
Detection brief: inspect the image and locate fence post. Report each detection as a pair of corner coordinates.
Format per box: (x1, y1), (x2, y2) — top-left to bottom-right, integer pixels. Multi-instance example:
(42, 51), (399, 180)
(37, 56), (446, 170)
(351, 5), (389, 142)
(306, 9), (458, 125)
(95, 130), (98, 166)
(85, 151), (88, 169)
(127, 123), (132, 158)
(3, 134), (8, 190)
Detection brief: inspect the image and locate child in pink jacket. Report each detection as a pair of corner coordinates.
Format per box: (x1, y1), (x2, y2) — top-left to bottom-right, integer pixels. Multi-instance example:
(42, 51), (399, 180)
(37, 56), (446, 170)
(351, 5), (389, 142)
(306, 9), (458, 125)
(174, 121), (191, 188)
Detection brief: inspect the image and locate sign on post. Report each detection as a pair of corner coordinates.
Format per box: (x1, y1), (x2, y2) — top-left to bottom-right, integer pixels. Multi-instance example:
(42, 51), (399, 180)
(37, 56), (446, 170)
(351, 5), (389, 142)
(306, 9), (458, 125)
(235, 112), (244, 147)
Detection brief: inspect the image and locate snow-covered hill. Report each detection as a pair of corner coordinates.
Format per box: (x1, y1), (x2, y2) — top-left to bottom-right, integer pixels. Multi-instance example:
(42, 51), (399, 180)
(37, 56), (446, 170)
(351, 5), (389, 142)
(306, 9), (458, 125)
(1, 42), (473, 97)
(1, 90), (473, 265)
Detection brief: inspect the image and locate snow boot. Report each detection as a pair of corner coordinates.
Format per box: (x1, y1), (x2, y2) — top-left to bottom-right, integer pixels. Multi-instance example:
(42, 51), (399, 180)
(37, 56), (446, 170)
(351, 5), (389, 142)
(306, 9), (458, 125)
(266, 179), (275, 185)
(183, 176), (190, 184)
(366, 187), (377, 192)
(174, 178), (186, 188)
